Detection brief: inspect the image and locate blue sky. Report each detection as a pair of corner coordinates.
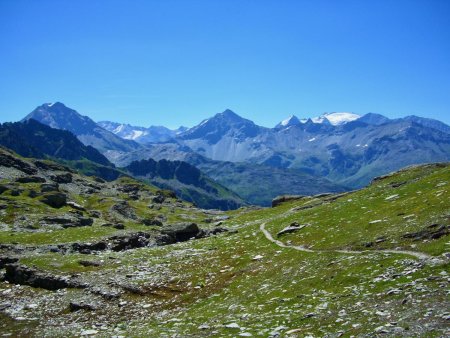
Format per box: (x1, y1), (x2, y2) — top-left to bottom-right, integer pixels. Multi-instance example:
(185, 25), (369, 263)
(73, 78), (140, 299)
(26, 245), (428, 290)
(0, 0), (449, 128)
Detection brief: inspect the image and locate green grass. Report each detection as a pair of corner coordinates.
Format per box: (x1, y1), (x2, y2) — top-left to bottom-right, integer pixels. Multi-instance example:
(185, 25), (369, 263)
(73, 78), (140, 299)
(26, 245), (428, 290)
(1, 162), (448, 337)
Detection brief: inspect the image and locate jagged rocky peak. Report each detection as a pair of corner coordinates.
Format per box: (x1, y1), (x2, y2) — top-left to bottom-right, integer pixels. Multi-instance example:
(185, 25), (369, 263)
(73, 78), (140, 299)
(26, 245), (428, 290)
(358, 112), (390, 126)
(214, 109), (247, 123)
(277, 112), (360, 128)
(276, 115), (301, 129)
(22, 102), (95, 133)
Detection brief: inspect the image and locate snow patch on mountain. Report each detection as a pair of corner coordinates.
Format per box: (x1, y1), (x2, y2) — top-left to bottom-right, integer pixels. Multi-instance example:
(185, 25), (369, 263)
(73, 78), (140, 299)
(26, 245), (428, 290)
(278, 112), (360, 128)
(281, 115), (297, 126)
(323, 112), (361, 125)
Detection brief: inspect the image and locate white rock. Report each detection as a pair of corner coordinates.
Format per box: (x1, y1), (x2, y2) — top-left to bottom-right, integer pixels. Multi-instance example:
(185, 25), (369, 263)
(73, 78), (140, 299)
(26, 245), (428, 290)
(385, 194), (399, 201)
(225, 323), (240, 329)
(252, 255), (264, 261)
(80, 329), (99, 336)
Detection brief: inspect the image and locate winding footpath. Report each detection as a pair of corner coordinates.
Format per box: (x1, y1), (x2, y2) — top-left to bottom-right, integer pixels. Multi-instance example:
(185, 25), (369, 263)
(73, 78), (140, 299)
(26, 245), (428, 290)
(260, 222), (437, 261)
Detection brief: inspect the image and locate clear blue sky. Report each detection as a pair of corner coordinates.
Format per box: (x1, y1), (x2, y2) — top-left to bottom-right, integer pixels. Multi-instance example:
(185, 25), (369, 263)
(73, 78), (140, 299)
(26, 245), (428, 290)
(1, 0), (449, 128)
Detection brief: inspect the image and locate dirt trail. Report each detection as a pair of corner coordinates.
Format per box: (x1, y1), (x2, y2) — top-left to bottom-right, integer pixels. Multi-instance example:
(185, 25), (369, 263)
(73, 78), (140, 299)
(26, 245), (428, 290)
(260, 223), (436, 261)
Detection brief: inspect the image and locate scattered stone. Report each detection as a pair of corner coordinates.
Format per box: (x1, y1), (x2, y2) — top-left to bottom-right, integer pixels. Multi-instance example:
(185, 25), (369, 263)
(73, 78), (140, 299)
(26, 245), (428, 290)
(204, 227), (229, 236)
(385, 194), (399, 201)
(375, 236), (387, 243)
(111, 201), (137, 219)
(51, 173), (73, 183)
(252, 255), (264, 261)
(88, 210), (101, 218)
(67, 201), (86, 211)
(303, 312), (317, 319)
(369, 219), (383, 224)
(69, 302), (95, 312)
(15, 176), (46, 183)
(142, 218), (163, 227)
(72, 241), (108, 254)
(80, 329), (98, 336)
(0, 303), (12, 311)
(374, 326), (389, 333)
(225, 323), (240, 329)
(40, 183), (59, 192)
(110, 232), (151, 251)
(152, 195), (165, 204)
(41, 215), (93, 228)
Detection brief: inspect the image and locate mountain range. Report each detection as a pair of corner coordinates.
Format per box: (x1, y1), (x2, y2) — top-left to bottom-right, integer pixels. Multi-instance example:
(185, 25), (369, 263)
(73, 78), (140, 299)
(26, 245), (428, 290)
(20, 102), (450, 205)
(97, 121), (187, 144)
(0, 117), (245, 210)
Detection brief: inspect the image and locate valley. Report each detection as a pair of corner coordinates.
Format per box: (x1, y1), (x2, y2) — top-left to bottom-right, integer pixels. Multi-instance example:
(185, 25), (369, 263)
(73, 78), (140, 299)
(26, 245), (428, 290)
(0, 147), (448, 336)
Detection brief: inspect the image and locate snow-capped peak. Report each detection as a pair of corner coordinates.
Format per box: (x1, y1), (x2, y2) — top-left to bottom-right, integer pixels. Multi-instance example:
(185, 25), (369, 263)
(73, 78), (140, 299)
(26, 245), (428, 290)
(281, 115), (299, 126)
(276, 115), (301, 128)
(322, 112), (361, 125)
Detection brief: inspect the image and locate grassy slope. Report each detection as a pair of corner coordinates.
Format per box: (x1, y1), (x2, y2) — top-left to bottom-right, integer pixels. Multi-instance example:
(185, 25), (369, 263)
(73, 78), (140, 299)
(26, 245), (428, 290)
(0, 163), (449, 337)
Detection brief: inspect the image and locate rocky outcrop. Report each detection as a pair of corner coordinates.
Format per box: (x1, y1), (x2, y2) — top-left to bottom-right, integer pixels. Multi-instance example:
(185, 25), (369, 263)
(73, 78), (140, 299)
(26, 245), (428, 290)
(277, 222), (308, 237)
(142, 218), (163, 227)
(15, 176), (46, 183)
(110, 201), (137, 219)
(41, 215), (93, 228)
(34, 160), (73, 172)
(161, 223), (201, 242)
(39, 192), (67, 208)
(0, 256), (19, 269)
(4, 263), (86, 290)
(71, 241), (108, 254)
(272, 195), (305, 207)
(402, 224), (449, 241)
(0, 151), (37, 175)
(40, 183), (59, 192)
(51, 173), (72, 183)
(110, 232), (151, 251)
(69, 301), (96, 312)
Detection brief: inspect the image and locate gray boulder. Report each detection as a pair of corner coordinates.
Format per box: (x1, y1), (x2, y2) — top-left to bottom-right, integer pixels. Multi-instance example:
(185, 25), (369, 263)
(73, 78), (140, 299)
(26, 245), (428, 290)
(40, 183), (59, 192)
(161, 222), (200, 242)
(40, 192), (67, 208)
(277, 222), (308, 237)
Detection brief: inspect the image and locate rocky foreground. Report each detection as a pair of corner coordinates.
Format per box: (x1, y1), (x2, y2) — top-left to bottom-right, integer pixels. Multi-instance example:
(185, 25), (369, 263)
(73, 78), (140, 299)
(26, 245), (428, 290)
(0, 147), (449, 337)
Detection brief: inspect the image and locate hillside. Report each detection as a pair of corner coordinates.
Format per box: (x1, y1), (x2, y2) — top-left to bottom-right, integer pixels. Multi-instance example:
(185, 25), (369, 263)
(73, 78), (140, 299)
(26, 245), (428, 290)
(0, 122), (242, 210)
(124, 158), (245, 210)
(0, 148), (448, 336)
(116, 145), (347, 206)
